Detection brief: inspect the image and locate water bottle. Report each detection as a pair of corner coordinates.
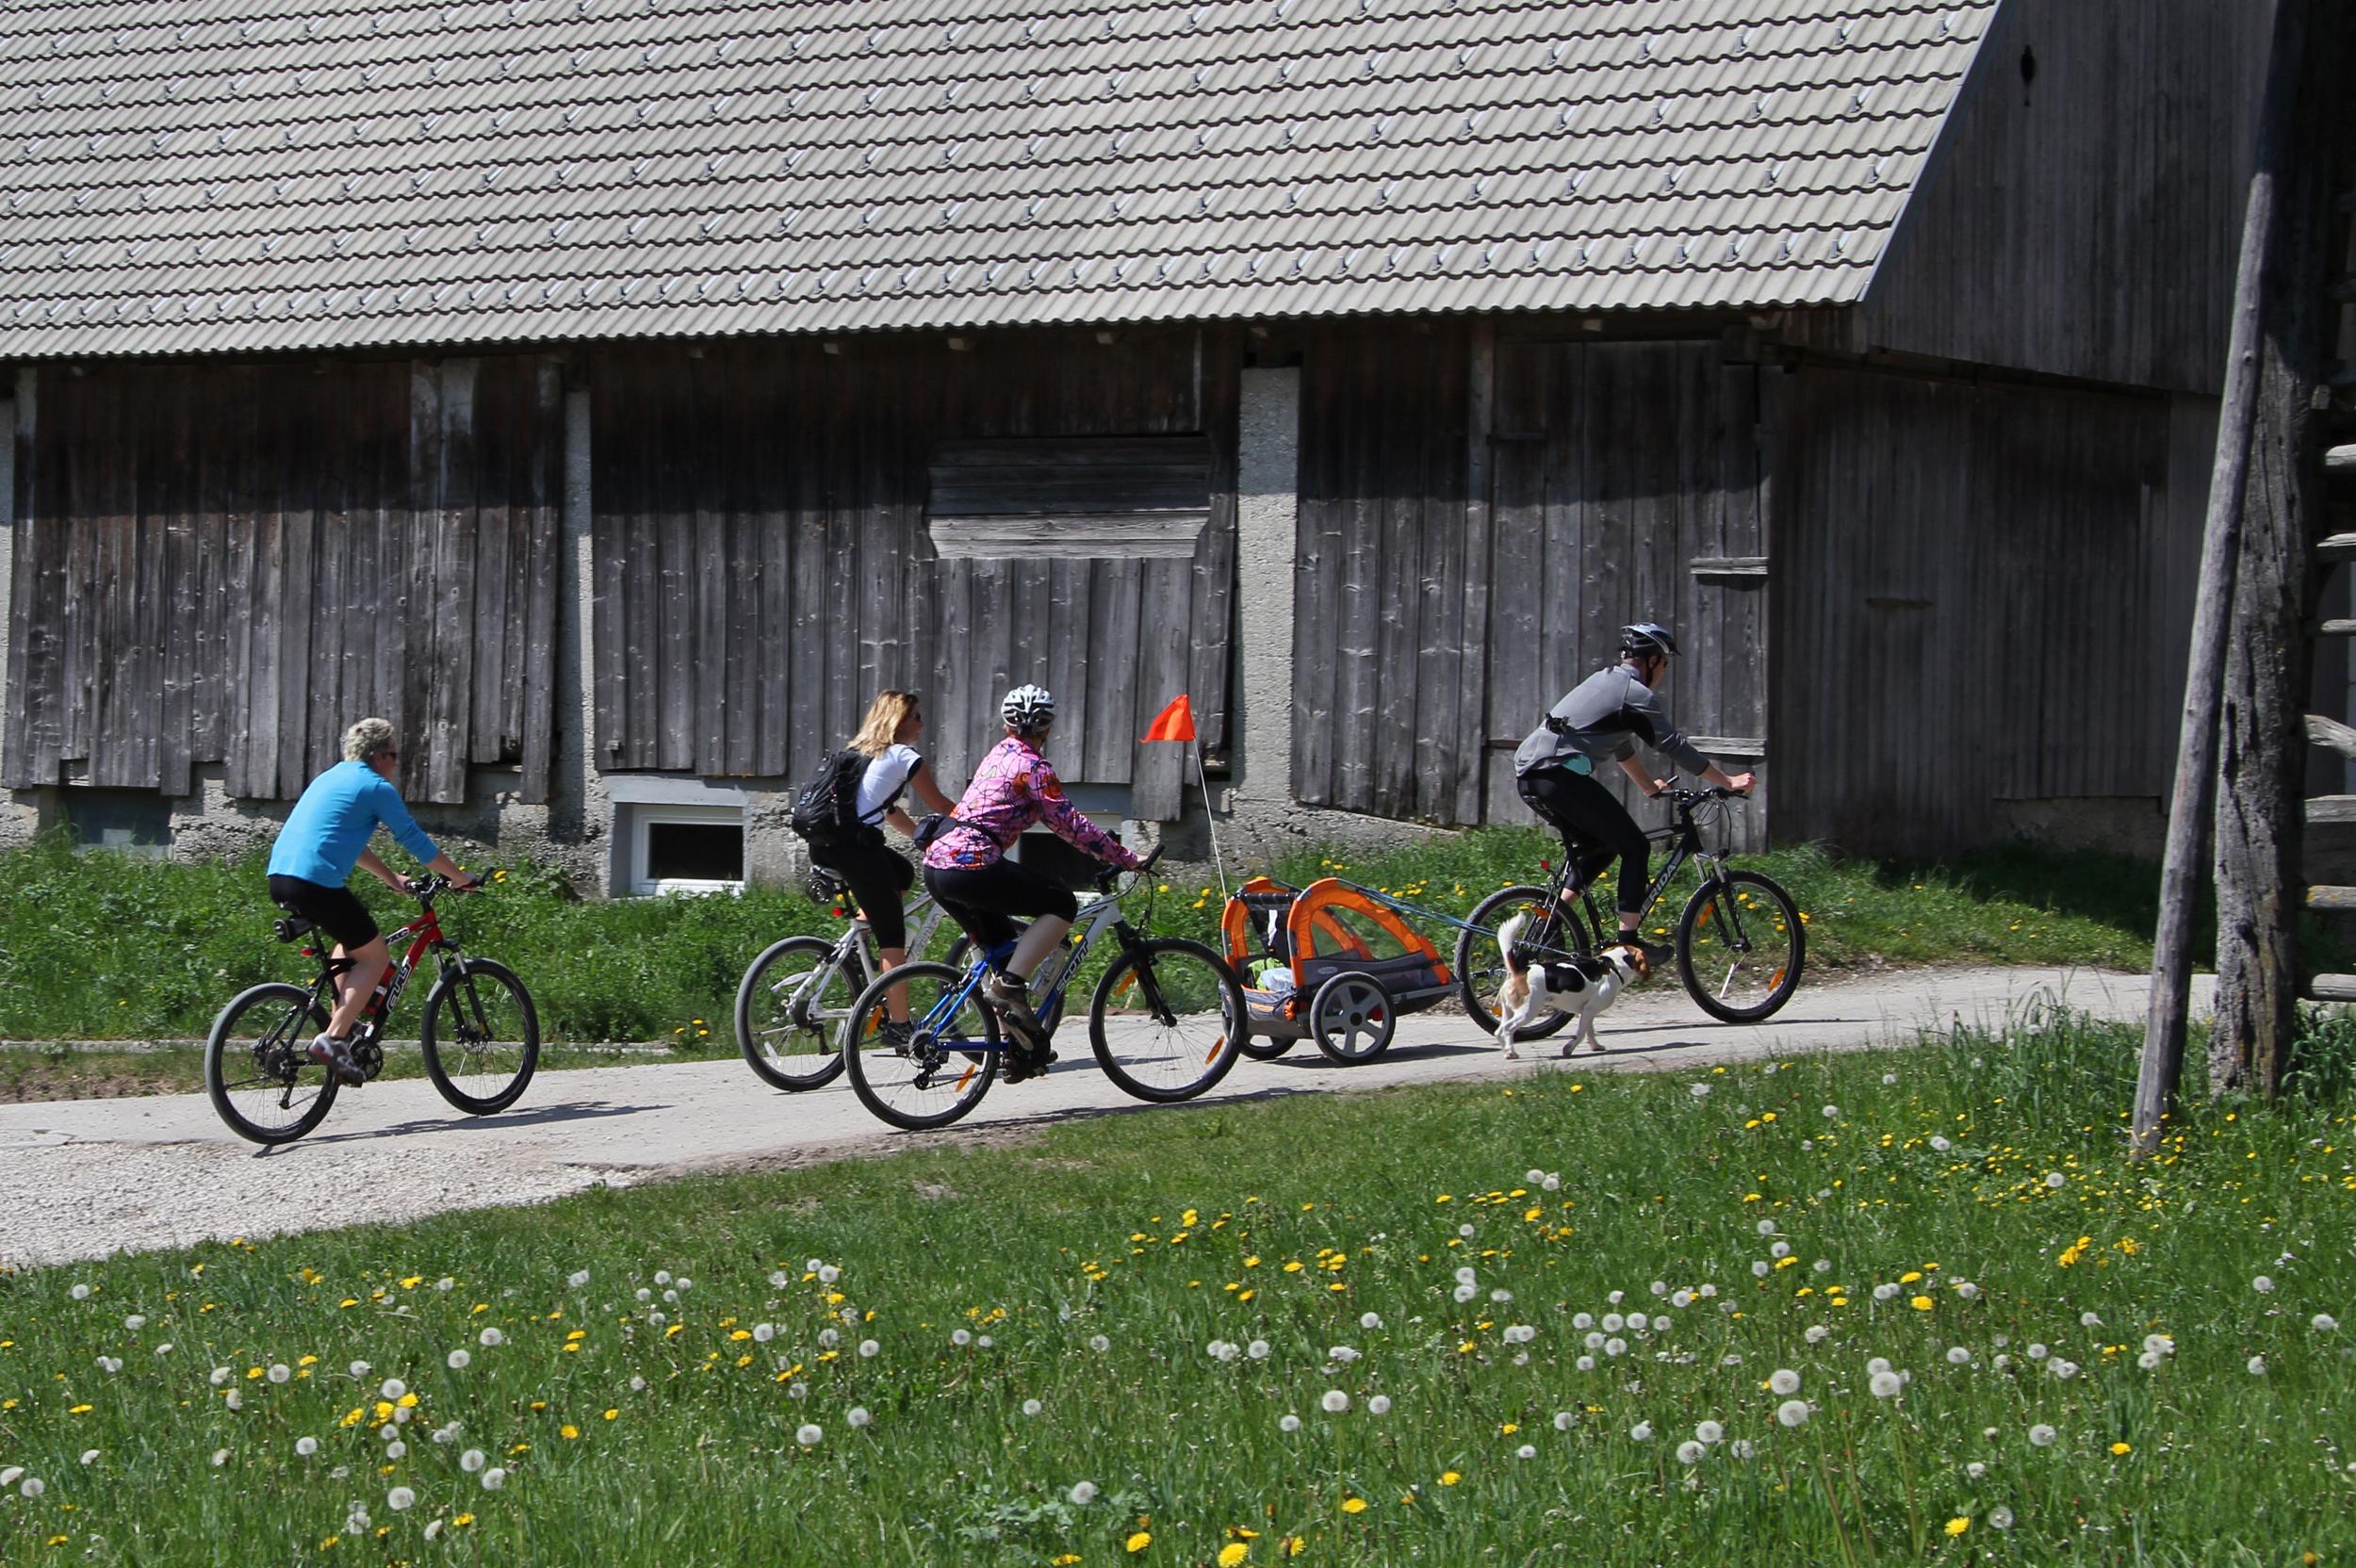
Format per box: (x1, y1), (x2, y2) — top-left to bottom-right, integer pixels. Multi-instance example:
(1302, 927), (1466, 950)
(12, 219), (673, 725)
(1029, 936), (1078, 1001)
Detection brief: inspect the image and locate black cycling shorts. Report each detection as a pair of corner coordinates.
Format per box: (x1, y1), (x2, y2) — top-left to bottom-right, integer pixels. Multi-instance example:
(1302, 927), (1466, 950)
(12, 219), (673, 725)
(267, 874), (381, 950)
(1515, 766), (1651, 916)
(810, 837), (917, 950)
(924, 858), (1078, 952)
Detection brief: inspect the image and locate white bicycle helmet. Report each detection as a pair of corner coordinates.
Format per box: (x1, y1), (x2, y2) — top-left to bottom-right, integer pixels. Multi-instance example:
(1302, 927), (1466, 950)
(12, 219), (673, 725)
(1619, 622), (1680, 659)
(1001, 683), (1056, 732)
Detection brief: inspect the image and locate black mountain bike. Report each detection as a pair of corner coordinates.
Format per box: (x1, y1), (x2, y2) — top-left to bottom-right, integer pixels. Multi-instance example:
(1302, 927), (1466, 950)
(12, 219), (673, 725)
(1454, 786), (1804, 1034)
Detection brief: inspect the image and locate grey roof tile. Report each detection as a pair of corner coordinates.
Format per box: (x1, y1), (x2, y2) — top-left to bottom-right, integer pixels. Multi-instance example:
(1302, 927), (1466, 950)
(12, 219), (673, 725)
(2, 0), (1993, 357)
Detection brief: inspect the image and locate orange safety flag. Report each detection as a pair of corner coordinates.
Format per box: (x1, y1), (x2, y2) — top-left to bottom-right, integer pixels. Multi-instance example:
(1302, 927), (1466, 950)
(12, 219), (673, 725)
(1140, 694), (1197, 743)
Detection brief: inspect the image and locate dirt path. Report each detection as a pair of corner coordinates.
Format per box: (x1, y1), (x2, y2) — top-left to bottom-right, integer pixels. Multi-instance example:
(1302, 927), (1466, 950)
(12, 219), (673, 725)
(0, 965), (2201, 1270)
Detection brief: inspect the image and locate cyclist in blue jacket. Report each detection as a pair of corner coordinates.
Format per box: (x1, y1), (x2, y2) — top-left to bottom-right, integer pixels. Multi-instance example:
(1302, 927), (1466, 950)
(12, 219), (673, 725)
(266, 719), (478, 1085)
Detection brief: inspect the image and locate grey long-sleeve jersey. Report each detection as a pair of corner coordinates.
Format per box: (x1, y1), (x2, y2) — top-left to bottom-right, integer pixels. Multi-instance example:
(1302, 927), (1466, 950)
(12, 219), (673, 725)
(1513, 664), (1713, 779)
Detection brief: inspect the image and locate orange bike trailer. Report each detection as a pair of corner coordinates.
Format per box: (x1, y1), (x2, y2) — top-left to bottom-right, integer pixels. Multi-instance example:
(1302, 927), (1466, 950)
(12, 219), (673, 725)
(1220, 876), (1454, 1066)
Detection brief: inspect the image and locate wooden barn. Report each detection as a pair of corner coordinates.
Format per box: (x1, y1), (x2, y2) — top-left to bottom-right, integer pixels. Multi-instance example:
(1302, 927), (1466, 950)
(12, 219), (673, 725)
(0, 0), (2271, 889)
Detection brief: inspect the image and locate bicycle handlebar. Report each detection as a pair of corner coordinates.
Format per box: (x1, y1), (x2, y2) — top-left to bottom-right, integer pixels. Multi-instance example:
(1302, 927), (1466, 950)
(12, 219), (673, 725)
(410, 868), (496, 902)
(1095, 842), (1165, 893)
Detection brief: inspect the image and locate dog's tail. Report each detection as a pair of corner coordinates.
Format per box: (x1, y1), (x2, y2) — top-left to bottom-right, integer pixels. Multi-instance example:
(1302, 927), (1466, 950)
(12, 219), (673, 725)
(1497, 911), (1529, 976)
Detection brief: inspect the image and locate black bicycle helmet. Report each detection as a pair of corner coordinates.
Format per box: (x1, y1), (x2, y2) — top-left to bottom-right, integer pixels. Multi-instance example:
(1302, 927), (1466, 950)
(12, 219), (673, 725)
(1619, 622), (1679, 659)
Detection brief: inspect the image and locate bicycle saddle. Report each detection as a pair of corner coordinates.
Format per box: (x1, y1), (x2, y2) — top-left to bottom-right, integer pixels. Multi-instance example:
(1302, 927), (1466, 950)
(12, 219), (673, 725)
(270, 910), (318, 942)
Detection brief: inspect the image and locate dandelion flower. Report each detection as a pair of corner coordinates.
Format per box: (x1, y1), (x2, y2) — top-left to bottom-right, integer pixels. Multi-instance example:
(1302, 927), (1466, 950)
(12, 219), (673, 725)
(1776, 1400), (1810, 1429)
(1126, 1531), (1153, 1554)
(1948, 1348), (1972, 1365)
(478, 1329), (505, 1348)
(480, 1468), (506, 1492)
(2079, 1312), (2102, 1328)
(2110, 1442), (2132, 1456)
(267, 1364), (290, 1384)
(1070, 1480), (1100, 1505)
(1869, 1372), (1903, 1399)
(296, 1437), (319, 1457)
(1088, 1334), (1111, 1353)
(380, 1380), (407, 1400)
(859, 1339), (879, 1359)
(1360, 1313), (1383, 1331)
(1246, 1339), (1270, 1361)
(1695, 1421), (1724, 1445)
(1821, 1104), (1839, 1119)
(2027, 1425), (2057, 1447)
(567, 1269), (591, 1289)
(387, 1488), (416, 1512)
(18, 1478), (43, 1498)
(1022, 1398), (1043, 1416)
(847, 1408), (872, 1429)
(1629, 1421), (1653, 1441)
(1321, 1390), (1350, 1414)
(1944, 1517), (1969, 1537)
(446, 1349), (471, 1371)
(2253, 1275), (2276, 1293)
(386, 1442), (407, 1460)
(78, 1450), (99, 1466)
(460, 1449), (486, 1473)
(1516, 1444), (1537, 1460)
(1576, 1356), (1596, 1372)
(1219, 1545), (1250, 1567)
(2249, 1355), (2267, 1375)
(349, 1361), (371, 1378)
(1280, 1414), (1301, 1433)
(795, 1424), (823, 1447)
(1677, 1441), (1706, 1464)
(2315, 1315), (2340, 1332)
(1989, 1507), (2015, 1529)
(71, 1284), (90, 1300)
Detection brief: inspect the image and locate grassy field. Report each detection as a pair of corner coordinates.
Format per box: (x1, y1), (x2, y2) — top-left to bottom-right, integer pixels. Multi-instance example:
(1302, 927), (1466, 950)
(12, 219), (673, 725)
(3, 1007), (2352, 1565)
(0, 826), (2250, 1054)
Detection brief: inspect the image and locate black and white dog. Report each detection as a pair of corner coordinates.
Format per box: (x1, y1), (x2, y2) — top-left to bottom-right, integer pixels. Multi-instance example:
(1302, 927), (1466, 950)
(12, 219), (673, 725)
(1493, 912), (1651, 1059)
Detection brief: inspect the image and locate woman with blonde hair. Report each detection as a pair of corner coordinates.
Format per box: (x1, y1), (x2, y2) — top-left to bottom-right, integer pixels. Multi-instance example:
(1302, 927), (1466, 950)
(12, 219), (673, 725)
(810, 691), (959, 1037)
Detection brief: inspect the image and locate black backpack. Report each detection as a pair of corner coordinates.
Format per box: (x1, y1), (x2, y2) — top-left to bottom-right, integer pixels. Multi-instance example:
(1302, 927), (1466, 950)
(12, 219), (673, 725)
(788, 748), (871, 845)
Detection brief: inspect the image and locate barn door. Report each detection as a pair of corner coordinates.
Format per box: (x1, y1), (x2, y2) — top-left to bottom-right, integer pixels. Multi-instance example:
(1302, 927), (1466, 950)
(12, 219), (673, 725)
(1479, 339), (1770, 844)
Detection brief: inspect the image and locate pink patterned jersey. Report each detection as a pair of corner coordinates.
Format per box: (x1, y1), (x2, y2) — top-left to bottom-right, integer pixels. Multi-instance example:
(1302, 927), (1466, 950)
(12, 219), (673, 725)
(923, 736), (1142, 872)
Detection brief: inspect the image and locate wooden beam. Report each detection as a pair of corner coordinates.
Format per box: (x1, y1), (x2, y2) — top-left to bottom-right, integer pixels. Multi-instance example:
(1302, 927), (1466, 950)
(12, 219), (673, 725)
(2306, 712), (2356, 759)
(2326, 444), (2356, 477)
(2304, 795), (2356, 825)
(2303, 974), (2356, 1002)
(2137, 0), (2319, 1152)
(2316, 532), (2356, 559)
(2316, 618), (2356, 636)
(2304, 886), (2356, 910)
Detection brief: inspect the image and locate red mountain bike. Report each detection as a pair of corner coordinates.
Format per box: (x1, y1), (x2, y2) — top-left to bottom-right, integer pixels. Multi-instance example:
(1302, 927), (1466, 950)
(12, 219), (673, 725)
(204, 874), (538, 1145)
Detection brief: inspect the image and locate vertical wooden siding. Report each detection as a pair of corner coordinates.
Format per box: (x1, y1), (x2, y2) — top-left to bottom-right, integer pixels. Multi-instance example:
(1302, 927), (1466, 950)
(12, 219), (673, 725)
(1773, 366), (2198, 853)
(1858, 0), (2268, 396)
(4, 357), (561, 803)
(585, 327), (1237, 819)
(1294, 329), (1769, 839)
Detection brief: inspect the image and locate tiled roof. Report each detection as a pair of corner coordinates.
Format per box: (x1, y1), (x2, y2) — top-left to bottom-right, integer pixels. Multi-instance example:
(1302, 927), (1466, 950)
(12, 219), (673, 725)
(0, 0), (1998, 359)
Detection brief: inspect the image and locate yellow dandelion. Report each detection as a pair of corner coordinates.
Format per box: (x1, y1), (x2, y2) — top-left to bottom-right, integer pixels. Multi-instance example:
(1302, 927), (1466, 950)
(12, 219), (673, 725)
(2111, 1441), (2133, 1456)
(1944, 1518), (1970, 1538)
(1126, 1530), (1153, 1553)
(1220, 1544), (1251, 1566)
(1440, 1471), (1462, 1486)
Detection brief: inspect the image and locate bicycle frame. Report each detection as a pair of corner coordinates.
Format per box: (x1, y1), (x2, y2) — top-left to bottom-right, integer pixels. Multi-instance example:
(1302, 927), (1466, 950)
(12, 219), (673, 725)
(1538, 793), (1732, 942)
(294, 903), (462, 1068)
(767, 890), (955, 1026)
(911, 886), (1137, 1052)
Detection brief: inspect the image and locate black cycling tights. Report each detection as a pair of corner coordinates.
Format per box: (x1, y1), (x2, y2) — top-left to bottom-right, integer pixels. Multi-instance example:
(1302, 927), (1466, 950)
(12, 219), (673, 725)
(1515, 766), (1649, 917)
(924, 858), (1079, 953)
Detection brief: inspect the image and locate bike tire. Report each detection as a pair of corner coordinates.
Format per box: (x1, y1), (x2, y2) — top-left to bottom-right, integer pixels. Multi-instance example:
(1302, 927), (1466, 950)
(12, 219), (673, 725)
(842, 961), (1000, 1131)
(419, 958), (541, 1115)
(1309, 971), (1397, 1065)
(1235, 1027), (1297, 1061)
(1454, 885), (1595, 1039)
(733, 935), (854, 1091)
(1676, 871), (1806, 1023)
(205, 983), (337, 1146)
(1088, 938), (1246, 1102)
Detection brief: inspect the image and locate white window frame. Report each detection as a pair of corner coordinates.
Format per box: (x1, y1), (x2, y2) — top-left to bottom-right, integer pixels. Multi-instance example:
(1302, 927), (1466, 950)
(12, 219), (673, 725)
(626, 803), (745, 897)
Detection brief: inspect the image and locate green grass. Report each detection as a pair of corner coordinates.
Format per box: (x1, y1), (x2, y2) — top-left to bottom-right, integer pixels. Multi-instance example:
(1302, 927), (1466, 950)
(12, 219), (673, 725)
(4, 1010), (2354, 1564)
(0, 826), (2296, 1049)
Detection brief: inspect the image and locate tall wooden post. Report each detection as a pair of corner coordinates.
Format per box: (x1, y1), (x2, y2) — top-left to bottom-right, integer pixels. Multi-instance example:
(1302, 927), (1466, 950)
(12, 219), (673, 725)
(2135, 0), (2314, 1152)
(2212, 0), (2350, 1096)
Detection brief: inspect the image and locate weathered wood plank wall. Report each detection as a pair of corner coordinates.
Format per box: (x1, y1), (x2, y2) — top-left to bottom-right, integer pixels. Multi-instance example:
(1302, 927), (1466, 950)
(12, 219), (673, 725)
(1772, 365), (2205, 853)
(585, 326), (1236, 818)
(1293, 325), (1769, 845)
(1857, 0), (2269, 396)
(3, 356), (560, 803)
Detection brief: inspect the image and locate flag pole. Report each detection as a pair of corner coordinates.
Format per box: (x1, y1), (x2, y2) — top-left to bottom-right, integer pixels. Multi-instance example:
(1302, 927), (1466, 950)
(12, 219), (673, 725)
(1195, 735), (1232, 904)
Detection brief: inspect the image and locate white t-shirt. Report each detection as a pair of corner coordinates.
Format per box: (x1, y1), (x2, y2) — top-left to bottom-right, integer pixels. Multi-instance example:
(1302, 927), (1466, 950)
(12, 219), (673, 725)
(855, 744), (922, 825)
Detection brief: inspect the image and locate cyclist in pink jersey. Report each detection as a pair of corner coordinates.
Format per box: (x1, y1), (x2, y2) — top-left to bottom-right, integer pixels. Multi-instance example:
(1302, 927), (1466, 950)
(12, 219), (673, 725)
(923, 684), (1142, 1074)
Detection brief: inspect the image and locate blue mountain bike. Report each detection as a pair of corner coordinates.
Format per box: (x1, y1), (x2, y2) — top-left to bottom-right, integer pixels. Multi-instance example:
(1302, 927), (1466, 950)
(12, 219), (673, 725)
(839, 847), (1246, 1130)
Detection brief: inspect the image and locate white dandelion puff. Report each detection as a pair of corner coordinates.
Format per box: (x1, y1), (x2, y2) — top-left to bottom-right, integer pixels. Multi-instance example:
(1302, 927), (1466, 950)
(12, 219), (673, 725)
(1869, 1371), (1903, 1398)
(296, 1437), (319, 1457)
(1629, 1421), (1654, 1441)
(1516, 1444), (1537, 1460)
(71, 1284), (91, 1300)
(387, 1487), (416, 1512)
(2253, 1275), (2276, 1293)
(1023, 1398), (1043, 1416)
(1770, 1369), (1801, 1395)
(1247, 1340), (1270, 1361)
(1088, 1335), (1110, 1353)
(1368, 1396), (1392, 1415)
(1069, 1480), (1099, 1505)
(567, 1269), (591, 1289)
(1361, 1313), (1383, 1331)
(2027, 1424), (2057, 1447)
(1677, 1441), (1707, 1463)
(1948, 1347), (1972, 1365)
(847, 1407), (872, 1429)
(1805, 1326), (1830, 1345)
(859, 1339), (879, 1359)
(1321, 1390), (1350, 1413)
(1990, 1507), (2015, 1529)
(2316, 1314), (2341, 1332)
(481, 1467), (507, 1491)
(1279, 1414), (1301, 1433)
(460, 1449), (486, 1473)
(2249, 1355), (2267, 1375)
(1775, 1400), (1809, 1429)
(446, 1349), (471, 1371)
(795, 1424), (823, 1447)
(478, 1329), (505, 1348)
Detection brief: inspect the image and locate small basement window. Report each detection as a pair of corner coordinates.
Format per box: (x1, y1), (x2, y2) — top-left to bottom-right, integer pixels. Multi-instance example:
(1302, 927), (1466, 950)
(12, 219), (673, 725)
(626, 804), (744, 895)
(65, 789), (172, 858)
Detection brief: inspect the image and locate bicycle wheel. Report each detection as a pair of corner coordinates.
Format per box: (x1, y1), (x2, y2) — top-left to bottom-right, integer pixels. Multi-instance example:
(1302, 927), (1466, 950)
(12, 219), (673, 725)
(1455, 886), (1595, 1039)
(1088, 938), (1246, 1102)
(734, 936), (855, 1091)
(1676, 871), (1806, 1023)
(420, 958), (540, 1115)
(842, 961), (1000, 1131)
(1310, 972), (1396, 1065)
(205, 983), (337, 1146)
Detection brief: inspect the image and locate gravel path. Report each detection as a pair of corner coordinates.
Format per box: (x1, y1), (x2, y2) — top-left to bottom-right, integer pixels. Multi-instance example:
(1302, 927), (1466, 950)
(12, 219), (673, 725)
(0, 965), (2203, 1270)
